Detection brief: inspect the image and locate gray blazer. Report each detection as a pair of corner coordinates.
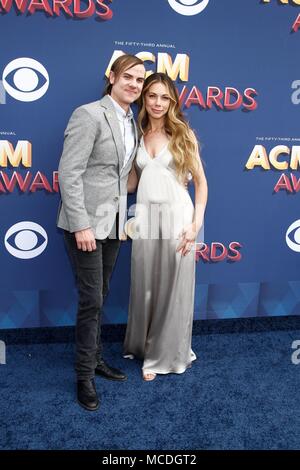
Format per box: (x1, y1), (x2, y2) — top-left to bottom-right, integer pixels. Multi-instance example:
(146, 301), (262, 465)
(57, 95), (138, 239)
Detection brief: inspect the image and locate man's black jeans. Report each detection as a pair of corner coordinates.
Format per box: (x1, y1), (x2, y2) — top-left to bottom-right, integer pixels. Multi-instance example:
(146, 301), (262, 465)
(64, 229), (121, 380)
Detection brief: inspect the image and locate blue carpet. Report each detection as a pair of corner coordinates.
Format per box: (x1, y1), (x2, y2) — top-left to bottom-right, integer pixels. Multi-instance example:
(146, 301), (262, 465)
(1, 330), (300, 450)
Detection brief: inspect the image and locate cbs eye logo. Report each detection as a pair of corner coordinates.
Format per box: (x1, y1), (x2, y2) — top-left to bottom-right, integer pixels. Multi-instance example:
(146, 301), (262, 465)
(286, 220), (300, 253)
(2, 58), (49, 102)
(168, 0), (210, 16)
(4, 222), (48, 259)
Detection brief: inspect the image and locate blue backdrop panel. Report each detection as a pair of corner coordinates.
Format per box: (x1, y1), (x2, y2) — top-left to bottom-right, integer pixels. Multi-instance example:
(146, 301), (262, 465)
(1, 0), (300, 329)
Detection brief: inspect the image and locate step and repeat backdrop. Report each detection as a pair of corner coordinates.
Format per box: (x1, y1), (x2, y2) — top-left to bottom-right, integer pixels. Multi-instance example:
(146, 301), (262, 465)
(1, 0), (300, 329)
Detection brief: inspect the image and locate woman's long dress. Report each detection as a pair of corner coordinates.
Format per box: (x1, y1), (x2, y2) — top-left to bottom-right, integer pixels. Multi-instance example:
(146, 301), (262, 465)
(123, 137), (197, 374)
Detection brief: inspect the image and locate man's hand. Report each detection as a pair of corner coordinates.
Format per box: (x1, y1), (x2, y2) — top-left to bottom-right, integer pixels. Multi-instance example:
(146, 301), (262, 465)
(75, 228), (97, 252)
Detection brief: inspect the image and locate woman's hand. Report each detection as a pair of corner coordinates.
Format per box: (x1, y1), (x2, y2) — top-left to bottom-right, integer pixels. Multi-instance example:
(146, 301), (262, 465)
(176, 222), (198, 256)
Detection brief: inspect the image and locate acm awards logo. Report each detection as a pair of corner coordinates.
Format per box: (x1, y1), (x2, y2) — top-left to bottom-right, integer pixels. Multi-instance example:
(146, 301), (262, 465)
(261, 0), (300, 33)
(245, 144), (300, 193)
(168, 0), (209, 16)
(196, 242), (242, 263)
(1, 53), (258, 111)
(0, 140), (58, 193)
(0, 0), (113, 20)
(107, 51), (258, 112)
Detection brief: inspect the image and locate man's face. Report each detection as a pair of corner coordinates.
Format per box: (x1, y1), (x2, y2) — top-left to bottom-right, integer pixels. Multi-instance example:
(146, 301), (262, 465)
(110, 63), (145, 108)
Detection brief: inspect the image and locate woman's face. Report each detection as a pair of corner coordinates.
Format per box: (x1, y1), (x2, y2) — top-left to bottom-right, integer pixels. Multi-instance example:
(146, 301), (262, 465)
(144, 82), (171, 120)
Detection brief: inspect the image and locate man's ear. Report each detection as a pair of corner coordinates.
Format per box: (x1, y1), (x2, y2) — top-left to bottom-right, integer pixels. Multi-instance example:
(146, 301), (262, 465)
(109, 71), (115, 85)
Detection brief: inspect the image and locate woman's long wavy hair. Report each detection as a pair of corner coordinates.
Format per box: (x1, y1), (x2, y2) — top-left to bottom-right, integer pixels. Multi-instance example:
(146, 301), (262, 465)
(138, 72), (200, 182)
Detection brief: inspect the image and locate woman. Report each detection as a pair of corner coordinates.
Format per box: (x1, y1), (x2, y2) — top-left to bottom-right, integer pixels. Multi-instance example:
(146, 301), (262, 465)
(123, 72), (208, 381)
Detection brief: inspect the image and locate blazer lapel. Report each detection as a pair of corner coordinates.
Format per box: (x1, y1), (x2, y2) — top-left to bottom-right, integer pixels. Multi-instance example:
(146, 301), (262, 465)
(101, 95), (125, 174)
(121, 118), (139, 174)
(132, 118), (139, 157)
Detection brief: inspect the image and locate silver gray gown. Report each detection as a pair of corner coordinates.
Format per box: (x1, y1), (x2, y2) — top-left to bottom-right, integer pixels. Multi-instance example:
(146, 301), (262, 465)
(123, 137), (196, 375)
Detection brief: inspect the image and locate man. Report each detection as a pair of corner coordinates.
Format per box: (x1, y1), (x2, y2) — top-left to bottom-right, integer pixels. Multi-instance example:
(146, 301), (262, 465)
(57, 55), (145, 411)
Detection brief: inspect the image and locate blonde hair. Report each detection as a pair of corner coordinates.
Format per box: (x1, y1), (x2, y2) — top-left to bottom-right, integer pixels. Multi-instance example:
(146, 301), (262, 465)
(138, 72), (200, 182)
(103, 54), (144, 96)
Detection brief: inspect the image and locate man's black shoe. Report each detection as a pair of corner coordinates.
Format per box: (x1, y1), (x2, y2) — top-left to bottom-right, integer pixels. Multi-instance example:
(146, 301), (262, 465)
(95, 360), (127, 381)
(77, 378), (100, 411)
